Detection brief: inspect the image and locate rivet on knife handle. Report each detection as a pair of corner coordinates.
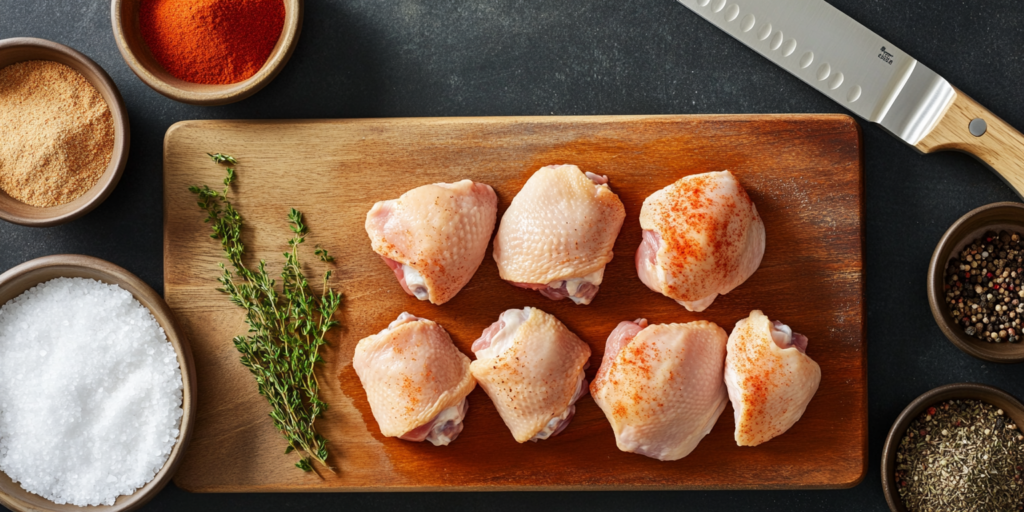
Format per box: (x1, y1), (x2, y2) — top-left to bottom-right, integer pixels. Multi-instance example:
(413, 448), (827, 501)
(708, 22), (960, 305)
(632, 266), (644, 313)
(916, 88), (1024, 196)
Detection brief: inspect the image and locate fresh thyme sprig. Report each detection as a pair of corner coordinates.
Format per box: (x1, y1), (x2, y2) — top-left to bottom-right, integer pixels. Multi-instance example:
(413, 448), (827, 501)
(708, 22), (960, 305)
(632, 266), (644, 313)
(207, 152), (237, 165)
(188, 153), (341, 474)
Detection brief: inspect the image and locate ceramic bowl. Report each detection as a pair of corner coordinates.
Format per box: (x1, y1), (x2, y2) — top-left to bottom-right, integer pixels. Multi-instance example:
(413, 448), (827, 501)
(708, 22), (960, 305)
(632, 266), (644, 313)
(0, 38), (130, 227)
(928, 201), (1024, 363)
(0, 255), (196, 512)
(881, 382), (1024, 512)
(111, 0), (303, 106)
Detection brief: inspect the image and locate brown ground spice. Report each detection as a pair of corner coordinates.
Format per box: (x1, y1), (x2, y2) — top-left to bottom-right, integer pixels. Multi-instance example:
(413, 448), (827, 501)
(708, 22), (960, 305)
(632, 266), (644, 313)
(0, 60), (114, 207)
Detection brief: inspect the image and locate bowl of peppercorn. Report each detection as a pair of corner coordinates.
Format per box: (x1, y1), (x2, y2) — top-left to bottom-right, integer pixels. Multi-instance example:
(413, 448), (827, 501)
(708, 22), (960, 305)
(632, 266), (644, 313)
(110, 0), (302, 106)
(929, 202), (1024, 363)
(882, 383), (1024, 512)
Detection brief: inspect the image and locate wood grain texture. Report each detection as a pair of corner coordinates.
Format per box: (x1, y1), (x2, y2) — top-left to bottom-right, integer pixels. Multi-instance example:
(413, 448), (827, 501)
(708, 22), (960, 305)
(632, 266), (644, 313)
(163, 115), (865, 492)
(916, 87), (1024, 198)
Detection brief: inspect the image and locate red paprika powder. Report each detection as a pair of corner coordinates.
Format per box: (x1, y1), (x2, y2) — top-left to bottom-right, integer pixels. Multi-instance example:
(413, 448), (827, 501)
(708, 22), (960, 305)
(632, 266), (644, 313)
(140, 0), (285, 85)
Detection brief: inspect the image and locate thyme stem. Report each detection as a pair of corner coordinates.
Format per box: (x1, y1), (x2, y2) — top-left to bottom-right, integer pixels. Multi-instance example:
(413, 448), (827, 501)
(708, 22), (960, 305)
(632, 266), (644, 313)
(188, 153), (341, 473)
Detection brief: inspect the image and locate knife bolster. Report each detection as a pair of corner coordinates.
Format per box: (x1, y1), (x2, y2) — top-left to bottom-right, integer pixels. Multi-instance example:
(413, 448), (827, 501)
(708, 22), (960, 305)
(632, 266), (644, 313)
(916, 87), (1024, 197)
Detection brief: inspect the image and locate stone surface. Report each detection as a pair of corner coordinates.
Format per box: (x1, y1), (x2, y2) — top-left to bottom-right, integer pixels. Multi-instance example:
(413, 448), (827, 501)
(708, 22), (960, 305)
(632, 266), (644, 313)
(1, 0), (1024, 510)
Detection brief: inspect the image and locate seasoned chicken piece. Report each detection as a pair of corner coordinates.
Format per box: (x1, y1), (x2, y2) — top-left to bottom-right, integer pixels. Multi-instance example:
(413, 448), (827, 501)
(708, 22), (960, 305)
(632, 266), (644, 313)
(493, 165), (625, 305)
(470, 307), (591, 442)
(725, 310), (821, 447)
(353, 313), (476, 446)
(636, 170), (765, 312)
(366, 180), (497, 305)
(591, 319), (728, 461)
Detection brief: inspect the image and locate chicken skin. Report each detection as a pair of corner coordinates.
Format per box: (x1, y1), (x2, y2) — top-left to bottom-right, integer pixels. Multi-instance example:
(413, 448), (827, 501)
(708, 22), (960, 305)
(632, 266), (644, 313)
(470, 307), (591, 442)
(493, 165), (625, 305)
(353, 313), (476, 446)
(366, 180), (497, 305)
(725, 310), (821, 447)
(636, 170), (765, 312)
(591, 319), (728, 461)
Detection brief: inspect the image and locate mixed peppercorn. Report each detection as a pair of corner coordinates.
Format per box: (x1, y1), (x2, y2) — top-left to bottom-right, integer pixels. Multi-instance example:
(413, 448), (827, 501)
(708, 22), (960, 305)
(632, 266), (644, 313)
(944, 230), (1024, 343)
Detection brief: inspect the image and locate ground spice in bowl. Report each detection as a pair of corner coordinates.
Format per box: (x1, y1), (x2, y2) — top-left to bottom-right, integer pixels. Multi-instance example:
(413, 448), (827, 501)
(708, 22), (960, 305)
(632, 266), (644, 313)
(0, 60), (114, 207)
(944, 230), (1024, 343)
(140, 0), (286, 85)
(895, 399), (1024, 511)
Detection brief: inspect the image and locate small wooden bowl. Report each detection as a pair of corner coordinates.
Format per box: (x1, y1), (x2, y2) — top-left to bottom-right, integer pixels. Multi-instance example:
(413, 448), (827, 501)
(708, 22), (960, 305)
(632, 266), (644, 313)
(928, 202), (1024, 363)
(0, 38), (130, 227)
(0, 255), (196, 512)
(881, 383), (1024, 512)
(111, 0), (303, 106)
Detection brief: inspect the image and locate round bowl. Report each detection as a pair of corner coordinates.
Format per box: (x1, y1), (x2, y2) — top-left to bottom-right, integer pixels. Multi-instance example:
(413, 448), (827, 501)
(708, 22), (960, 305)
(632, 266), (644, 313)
(928, 202), (1024, 363)
(881, 382), (1024, 512)
(111, 0), (303, 106)
(0, 255), (196, 512)
(0, 38), (130, 227)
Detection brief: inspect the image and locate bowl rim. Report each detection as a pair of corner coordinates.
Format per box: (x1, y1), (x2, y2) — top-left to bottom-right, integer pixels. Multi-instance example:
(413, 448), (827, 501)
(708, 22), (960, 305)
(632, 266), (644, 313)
(927, 201), (1024, 363)
(881, 382), (1024, 512)
(0, 37), (131, 228)
(0, 254), (196, 512)
(110, 0), (303, 106)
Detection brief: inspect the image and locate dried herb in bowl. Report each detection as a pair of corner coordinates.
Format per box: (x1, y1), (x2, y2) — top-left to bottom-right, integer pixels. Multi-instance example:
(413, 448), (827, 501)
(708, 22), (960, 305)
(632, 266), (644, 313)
(189, 153), (341, 474)
(945, 230), (1024, 343)
(895, 399), (1024, 511)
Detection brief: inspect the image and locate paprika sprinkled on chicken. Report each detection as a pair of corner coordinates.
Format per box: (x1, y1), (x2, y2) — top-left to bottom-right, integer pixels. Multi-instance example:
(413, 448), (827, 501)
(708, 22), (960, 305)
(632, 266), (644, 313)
(366, 180), (497, 305)
(353, 313), (476, 446)
(470, 307), (591, 442)
(724, 310), (820, 447)
(591, 319), (729, 461)
(637, 171), (765, 312)
(493, 165), (626, 305)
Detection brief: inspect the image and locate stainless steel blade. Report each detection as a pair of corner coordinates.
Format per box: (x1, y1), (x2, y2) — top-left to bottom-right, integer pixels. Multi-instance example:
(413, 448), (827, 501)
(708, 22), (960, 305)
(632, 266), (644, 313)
(677, 0), (955, 146)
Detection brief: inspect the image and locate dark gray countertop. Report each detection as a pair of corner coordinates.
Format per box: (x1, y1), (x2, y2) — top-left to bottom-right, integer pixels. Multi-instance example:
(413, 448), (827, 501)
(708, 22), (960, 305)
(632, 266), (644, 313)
(2, 1), (1024, 510)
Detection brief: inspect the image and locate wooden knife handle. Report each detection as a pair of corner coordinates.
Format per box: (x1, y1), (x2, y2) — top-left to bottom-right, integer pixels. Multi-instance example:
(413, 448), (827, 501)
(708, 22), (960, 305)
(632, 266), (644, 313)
(915, 88), (1024, 196)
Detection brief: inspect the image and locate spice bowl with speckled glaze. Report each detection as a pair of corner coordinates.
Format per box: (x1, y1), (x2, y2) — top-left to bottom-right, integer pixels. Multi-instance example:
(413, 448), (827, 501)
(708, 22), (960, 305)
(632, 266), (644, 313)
(110, 0), (303, 106)
(0, 37), (130, 227)
(928, 201), (1024, 363)
(881, 382), (1024, 512)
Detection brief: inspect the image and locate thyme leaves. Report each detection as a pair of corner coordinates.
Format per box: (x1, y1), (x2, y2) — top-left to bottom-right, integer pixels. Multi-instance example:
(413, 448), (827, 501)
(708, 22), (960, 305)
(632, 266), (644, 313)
(189, 153), (340, 474)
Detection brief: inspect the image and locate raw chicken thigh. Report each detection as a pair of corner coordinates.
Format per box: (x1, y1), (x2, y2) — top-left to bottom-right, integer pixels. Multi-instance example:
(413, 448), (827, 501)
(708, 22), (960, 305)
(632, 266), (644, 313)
(725, 310), (821, 447)
(636, 170), (765, 312)
(591, 319), (728, 461)
(470, 307), (591, 442)
(366, 180), (497, 305)
(493, 165), (625, 305)
(353, 313), (476, 446)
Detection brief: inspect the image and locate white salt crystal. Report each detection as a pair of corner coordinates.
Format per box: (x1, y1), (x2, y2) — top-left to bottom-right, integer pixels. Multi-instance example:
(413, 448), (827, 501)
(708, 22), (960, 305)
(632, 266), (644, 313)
(0, 277), (183, 506)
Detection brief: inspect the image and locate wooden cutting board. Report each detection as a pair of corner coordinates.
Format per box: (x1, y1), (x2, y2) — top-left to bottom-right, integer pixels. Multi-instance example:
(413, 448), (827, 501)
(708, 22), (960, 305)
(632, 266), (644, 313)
(164, 115), (865, 492)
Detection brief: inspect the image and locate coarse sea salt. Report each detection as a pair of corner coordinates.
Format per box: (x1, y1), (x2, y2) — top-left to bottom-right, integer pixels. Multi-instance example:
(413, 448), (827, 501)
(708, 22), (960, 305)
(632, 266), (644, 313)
(0, 277), (183, 506)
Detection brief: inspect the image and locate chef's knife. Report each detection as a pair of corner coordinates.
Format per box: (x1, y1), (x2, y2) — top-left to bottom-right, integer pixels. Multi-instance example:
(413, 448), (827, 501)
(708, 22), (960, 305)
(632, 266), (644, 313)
(677, 0), (1024, 196)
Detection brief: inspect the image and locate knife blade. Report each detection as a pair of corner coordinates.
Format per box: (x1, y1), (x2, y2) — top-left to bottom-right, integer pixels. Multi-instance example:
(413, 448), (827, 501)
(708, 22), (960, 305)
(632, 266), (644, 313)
(677, 0), (1024, 197)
